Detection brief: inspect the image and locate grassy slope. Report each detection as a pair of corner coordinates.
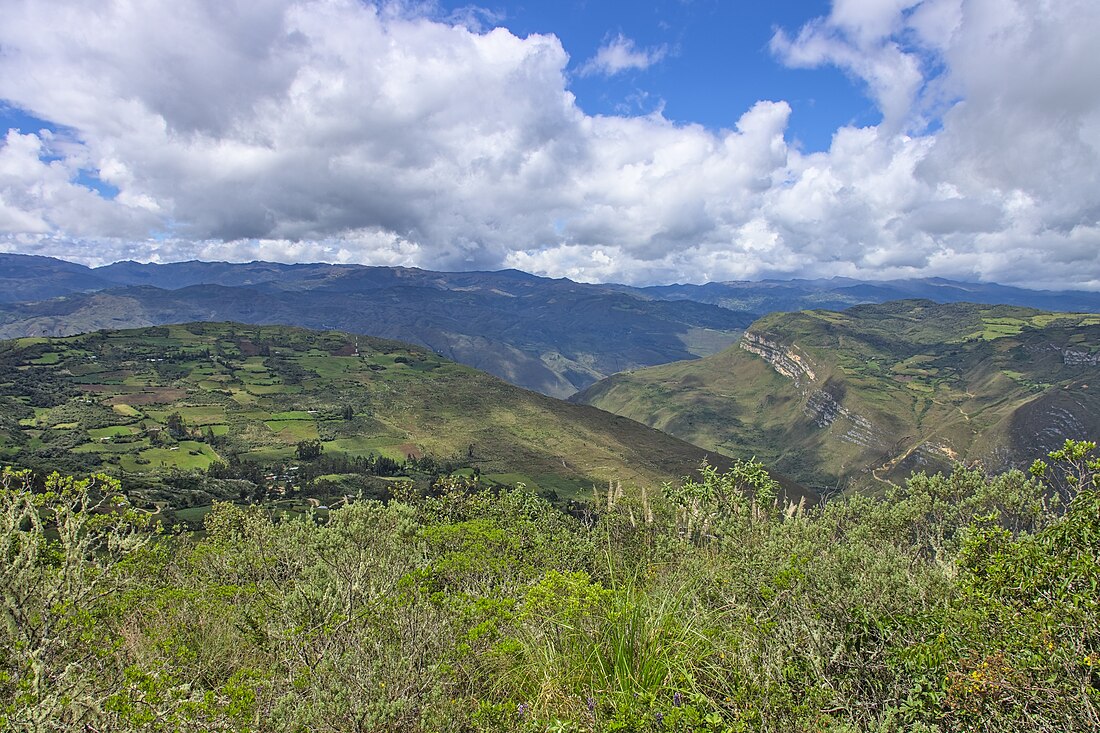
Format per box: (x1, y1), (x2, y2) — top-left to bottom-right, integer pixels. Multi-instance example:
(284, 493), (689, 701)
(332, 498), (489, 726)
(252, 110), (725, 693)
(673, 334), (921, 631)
(577, 301), (1100, 493)
(0, 322), (742, 498)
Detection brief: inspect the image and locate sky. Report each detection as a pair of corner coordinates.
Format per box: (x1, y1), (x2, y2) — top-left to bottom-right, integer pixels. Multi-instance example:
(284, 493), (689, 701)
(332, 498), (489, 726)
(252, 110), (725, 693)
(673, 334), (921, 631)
(0, 0), (1099, 289)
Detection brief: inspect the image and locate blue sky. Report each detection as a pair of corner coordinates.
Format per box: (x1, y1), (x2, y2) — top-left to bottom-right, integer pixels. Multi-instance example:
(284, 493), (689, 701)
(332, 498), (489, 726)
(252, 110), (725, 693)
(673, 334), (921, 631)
(434, 0), (877, 150)
(0, 104), (121, 198)
(0, 1), (873, 153)
(0, 1), (1098, 289)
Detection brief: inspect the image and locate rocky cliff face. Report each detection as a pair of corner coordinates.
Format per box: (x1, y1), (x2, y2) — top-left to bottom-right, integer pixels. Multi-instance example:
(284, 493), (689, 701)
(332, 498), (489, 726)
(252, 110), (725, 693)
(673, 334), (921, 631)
(740, 332), (817, 387)
(804, 388), (884, 449)
(740, 331), (885, 450)
(1063, 347), (1100, 366)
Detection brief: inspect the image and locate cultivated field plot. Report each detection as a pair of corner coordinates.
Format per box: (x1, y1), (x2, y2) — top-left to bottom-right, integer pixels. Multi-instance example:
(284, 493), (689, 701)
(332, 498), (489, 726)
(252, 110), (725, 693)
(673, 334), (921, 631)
(0, 324), (470, 473)
(0, 322), (723, 500)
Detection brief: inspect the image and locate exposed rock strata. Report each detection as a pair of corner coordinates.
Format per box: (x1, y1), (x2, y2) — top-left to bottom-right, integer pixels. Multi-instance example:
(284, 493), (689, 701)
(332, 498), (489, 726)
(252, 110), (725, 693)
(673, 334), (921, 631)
(741, 331), (884, 450)
(740, 332), (817, 386)
(1063, 348), (1099, 366)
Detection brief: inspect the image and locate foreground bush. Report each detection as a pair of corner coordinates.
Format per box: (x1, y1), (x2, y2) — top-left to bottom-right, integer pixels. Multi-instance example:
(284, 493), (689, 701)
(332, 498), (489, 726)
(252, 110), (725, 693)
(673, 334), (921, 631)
(1, 442), (1098, 731)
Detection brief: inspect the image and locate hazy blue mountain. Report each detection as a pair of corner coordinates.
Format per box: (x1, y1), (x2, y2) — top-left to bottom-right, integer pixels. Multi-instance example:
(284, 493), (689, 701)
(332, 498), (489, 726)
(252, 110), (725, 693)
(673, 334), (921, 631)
(0, 276), (749, 397)
(93, 259), (363, 290)
(4, 253), (1099, 398)
(0, 253), (115, 302)
(628, 277), (1100, 314)
(6, 253), (1099, 312)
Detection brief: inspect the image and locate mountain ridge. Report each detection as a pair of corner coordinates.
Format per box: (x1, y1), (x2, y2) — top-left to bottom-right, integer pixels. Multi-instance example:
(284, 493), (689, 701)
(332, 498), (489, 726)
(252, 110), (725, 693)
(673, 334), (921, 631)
(575, 300), (1100, 493)
(626, 277), (1100, 314)
(0, 255), (752, 397)
(5, 252), (1100, 311)
(5, 253), (1100, 401)
(0, 321), (815, 508)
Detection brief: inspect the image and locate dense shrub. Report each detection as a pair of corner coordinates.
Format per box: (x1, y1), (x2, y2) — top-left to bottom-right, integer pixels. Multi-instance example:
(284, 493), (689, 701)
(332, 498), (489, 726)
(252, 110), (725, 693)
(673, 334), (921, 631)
(1, 442), (1098, 731)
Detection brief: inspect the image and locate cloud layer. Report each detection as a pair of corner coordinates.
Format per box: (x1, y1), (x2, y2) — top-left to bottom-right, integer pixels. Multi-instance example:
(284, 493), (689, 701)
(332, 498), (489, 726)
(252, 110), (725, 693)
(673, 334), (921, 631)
(0, 0), (1098, 289)
(579, 34), (669, 77)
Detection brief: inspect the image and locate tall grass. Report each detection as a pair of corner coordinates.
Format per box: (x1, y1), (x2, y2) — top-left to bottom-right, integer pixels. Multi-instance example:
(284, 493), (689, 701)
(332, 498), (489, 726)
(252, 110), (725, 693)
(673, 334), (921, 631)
(2, 443), (1099, 731)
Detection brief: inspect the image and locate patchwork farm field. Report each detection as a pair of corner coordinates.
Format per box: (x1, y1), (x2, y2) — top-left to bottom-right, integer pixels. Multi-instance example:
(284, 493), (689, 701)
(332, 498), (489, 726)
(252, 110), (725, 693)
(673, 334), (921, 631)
(0, 322), (731, 510)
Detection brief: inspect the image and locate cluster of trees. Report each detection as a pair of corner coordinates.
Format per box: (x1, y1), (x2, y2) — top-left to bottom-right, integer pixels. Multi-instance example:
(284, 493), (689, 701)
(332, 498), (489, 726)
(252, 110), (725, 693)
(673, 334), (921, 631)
(202, 448), (423, 506)
(206, 456), (268, 485)
(263, 355), (315, 385)
(1, 441), (1098, 731)
(0, 358), (76, 407)
(295, 438), (323, 460)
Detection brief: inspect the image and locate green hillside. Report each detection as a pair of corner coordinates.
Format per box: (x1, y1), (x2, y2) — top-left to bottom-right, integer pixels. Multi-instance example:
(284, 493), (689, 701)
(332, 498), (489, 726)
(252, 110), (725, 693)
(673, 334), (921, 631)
(0, 322), (744, 510)
(0, 255), (751, 399)
(576, 300), (1100, 493)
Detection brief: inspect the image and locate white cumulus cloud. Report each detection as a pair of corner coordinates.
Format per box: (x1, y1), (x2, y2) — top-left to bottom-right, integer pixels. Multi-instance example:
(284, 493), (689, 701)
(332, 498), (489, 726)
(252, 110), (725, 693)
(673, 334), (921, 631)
(579, 34), (669, 77)
(0, 0), (1097, 290)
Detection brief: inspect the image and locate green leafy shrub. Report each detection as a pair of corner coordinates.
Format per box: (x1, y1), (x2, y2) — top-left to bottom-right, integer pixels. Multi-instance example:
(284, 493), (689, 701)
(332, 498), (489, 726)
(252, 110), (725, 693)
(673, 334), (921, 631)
(2, 441), (1099, 731)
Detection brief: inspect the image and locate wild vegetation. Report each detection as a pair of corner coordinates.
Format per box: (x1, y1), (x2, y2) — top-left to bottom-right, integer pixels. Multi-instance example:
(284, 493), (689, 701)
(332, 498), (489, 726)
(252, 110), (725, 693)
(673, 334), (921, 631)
(2, 439), (1098, 732)
(1, 308), (1097, 731)
(577, 300), (1100, 493)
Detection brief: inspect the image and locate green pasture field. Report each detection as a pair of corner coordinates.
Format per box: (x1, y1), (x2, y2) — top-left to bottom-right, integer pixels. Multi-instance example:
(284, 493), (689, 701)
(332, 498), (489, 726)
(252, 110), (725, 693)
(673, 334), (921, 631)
(322, 436), (407, 461)
(264, 420), (319, 441)
(87, 426), (138, 439)
(119, 442), (221, 472)
(242, 446), (298, 463)
(145, 406), (230, 425)
(269, 411), (316, 420)
(246, 384), (301, 395)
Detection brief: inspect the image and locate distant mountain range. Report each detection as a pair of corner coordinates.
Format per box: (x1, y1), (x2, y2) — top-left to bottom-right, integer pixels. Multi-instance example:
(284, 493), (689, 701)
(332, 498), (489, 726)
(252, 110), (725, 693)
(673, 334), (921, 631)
(0, 254), (750, 397)
(2, 253), (1099, 399)
(575, 300), (1100, 494)
(625, 277), (1100, 314)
